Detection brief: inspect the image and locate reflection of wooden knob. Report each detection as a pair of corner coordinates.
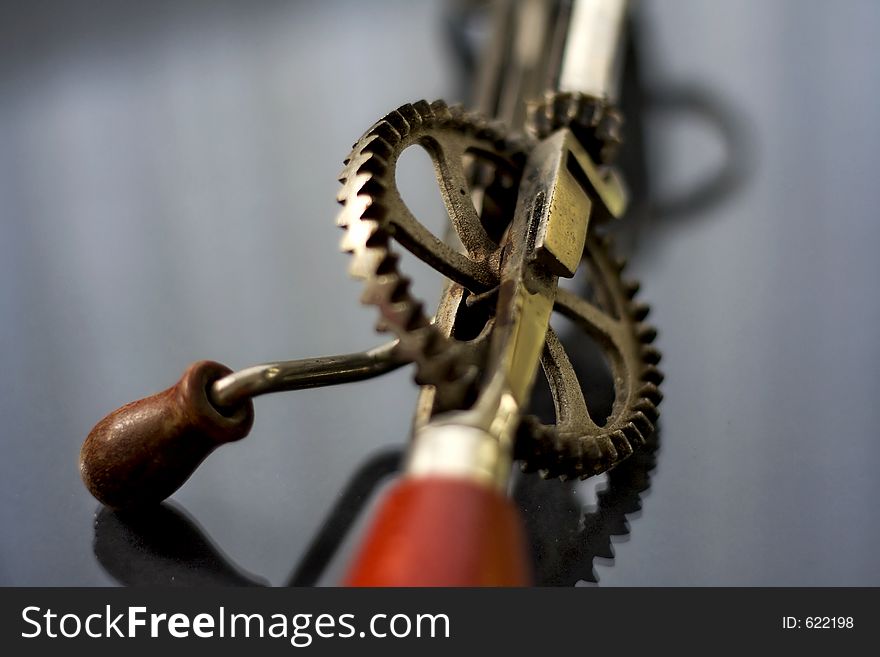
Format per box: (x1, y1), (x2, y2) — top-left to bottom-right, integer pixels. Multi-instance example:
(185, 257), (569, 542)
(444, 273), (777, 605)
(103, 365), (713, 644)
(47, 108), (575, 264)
(80, 361), (254, 509)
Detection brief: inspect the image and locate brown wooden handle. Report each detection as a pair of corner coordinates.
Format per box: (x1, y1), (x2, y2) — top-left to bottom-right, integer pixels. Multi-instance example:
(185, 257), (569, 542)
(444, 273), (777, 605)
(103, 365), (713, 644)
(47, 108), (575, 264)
(344, 477), (532, 586)
(80, 360), (254, 509)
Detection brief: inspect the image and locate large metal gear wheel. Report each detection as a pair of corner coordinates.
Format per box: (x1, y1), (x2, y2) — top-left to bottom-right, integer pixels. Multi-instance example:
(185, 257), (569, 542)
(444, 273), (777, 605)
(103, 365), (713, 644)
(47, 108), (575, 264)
(516, 233), (664, 480)
(336, 99), (525, 408)
(336, 99), (662, 480)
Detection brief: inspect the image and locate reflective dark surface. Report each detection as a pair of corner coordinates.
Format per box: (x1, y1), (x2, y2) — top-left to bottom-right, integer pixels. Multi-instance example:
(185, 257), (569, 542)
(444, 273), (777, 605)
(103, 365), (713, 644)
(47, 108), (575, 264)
(2, 0), (879, 586)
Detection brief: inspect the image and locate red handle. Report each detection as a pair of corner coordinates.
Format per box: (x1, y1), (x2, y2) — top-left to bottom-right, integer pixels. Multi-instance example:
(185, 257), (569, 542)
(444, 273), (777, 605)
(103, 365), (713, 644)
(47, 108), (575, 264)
(344, 476), (532, 586)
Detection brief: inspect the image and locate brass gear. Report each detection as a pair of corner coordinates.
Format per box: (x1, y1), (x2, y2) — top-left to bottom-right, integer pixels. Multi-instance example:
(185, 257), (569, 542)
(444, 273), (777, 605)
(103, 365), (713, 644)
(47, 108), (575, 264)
(336, 99), (662, 480)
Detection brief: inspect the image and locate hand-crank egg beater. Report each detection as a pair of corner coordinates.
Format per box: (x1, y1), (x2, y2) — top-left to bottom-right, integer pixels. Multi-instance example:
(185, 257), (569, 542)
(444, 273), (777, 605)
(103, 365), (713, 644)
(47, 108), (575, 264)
(80, 0), (662, 586)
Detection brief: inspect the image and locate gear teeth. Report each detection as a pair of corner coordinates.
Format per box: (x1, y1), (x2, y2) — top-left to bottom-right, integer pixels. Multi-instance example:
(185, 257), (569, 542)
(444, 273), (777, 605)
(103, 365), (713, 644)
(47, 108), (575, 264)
(372, 120), (403, 144)
(630, 302), (650, 321)
(637, 324), (658, 344)
(577, 99), (602, 127)
(641, 345), (662, 364)
(340, 215), (381, 253)
(623, 279), (641, 298)
(381, 308), (414, 335)
(525, 91), (623, 164)
(632, 399), (659, 424)
(628, 414), (653, 443)
(355, 154), (391, 179)
(593, 538), (615, 560)
(429, 100), (452, 122)
(360, 272), (407, 305)
(399, 291), (425, 323)
(336, 176), (387, 211)
(411, 99), (433, 120)
(385, 109), (412, 136)
(373, 251), (400, 275)
(348, 253), (387, 281)
(609, 430), (634, 459)
(420, 329), (446, 358)
(596, 435), (619, 464)
(641, 365), (665, 385)
(363, 135), (395, 162)
(388, 300), (423, 332)
(638, 382), (663, 406)
(588, 435), (607, 462)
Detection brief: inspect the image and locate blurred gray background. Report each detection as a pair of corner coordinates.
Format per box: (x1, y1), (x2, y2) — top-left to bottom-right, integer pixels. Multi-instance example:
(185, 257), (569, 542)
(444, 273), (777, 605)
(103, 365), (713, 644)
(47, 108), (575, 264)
(1, 0), (878, 586)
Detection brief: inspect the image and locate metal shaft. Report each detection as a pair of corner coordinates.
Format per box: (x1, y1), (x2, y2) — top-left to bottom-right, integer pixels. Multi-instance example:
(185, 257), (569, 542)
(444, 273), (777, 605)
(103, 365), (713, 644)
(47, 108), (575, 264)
(558, 0), (628, 102)
(210, 341), (403, 409)
(475, 0), (629, 130)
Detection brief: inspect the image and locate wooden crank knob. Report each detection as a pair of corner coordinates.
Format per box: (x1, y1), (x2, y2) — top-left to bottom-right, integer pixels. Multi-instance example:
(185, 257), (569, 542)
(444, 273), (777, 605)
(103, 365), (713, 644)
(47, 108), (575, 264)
(80, 360), (254, 509)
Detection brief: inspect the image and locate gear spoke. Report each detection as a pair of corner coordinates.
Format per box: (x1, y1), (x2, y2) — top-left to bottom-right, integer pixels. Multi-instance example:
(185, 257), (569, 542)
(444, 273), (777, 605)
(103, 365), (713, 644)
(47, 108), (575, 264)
(551, 288), (633, 428)
(541, 327), (599, 432)
(554, 287), (622, 344)
(421, 138), (496, 259)
(384, 199), (496, 291)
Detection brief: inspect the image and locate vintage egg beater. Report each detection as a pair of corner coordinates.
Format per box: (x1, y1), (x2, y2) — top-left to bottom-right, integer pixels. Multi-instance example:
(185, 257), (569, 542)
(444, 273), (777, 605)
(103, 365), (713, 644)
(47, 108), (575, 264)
(81, 0), (662, 585)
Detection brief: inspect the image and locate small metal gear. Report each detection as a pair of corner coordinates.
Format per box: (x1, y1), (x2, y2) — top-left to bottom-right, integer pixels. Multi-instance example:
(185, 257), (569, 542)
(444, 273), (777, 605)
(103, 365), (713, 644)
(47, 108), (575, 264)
(337, 99), (662, 480)
(526, 91), (623, 165)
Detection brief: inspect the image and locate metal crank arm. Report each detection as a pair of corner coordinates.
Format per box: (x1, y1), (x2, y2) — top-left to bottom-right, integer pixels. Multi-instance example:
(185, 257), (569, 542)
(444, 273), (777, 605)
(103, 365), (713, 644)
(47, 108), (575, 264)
(80, 341), (404, 509)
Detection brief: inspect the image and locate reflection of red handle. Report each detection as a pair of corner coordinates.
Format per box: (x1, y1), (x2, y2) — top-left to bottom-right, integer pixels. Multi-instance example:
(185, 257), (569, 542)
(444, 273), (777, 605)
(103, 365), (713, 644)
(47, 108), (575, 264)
(344, 477), (532, 586)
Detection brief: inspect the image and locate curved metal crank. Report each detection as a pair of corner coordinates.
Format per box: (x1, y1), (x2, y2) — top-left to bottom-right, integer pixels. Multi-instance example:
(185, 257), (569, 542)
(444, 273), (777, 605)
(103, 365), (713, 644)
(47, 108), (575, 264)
(210, 340), (403, 409)
(79, 340), (405, 509)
